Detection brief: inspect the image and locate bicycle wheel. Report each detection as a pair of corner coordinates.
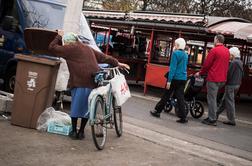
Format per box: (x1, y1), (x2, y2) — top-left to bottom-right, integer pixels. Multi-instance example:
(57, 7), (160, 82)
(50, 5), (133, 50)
(91, 96), (107, 150)
(190, 101), (204, 119)
(113, 100), (123, 137)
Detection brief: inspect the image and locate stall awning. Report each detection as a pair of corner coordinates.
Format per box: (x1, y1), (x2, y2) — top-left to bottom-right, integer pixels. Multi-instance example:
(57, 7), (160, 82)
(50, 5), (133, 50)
(248, 34), (252, 42)
(208, 21), (252, 40)
(234, 25), (252, 41)
(83, 10), (206, 26)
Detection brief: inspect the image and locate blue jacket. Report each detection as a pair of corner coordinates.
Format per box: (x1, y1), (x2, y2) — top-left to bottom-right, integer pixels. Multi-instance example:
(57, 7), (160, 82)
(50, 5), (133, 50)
(168, 49), (188, 82)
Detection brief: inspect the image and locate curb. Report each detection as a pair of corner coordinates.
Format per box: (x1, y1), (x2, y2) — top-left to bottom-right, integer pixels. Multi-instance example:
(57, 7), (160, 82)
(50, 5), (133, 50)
(124, 122), (252, 166)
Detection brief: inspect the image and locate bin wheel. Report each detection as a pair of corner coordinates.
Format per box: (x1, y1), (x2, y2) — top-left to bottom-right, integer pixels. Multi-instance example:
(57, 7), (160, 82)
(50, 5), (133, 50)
(4, 66), (16, 93)
(190, 101), (204, 119)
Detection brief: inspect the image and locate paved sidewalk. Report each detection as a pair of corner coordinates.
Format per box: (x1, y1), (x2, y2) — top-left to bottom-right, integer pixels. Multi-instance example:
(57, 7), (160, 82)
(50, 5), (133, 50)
(0, 119), (217, 166)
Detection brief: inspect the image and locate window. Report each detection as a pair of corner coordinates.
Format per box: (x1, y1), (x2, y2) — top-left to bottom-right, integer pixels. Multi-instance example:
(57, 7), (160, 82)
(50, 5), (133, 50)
(187, 40), (213, 65)
(151, 35), (172, 64)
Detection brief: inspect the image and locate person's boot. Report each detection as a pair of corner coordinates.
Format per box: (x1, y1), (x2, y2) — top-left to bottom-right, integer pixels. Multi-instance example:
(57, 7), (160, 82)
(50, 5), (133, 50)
(150, 109), (161, 118)
(69, 117), (78, 140)
(202, 118), (217, 126)
(77, 118), (88, 140)
(176, 118), (188, 124)
(223, 121), (236, 126)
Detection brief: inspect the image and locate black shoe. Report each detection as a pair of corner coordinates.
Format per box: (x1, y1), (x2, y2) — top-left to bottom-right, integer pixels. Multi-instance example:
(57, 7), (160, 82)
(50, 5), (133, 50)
(223, 121), (236, 126)
(69, 131), (78, 140)
(176, 119), (188, 124)
(77, 132), (85, 140)
(150, 110), (160, 118)
(202, 118), (217, 126)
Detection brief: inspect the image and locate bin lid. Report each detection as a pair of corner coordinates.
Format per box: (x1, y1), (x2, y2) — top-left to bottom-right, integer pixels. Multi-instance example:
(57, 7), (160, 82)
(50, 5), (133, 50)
(24, 28), (58, 55)
(15, 54), (60, 66)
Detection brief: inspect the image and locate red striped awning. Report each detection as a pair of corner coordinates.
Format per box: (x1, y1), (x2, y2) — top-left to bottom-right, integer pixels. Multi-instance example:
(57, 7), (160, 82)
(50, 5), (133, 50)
(248, 34), (252, 42)
(234, 24), (252, 41)
(83, 10), (206, 25)
(208, 21), (252, 40)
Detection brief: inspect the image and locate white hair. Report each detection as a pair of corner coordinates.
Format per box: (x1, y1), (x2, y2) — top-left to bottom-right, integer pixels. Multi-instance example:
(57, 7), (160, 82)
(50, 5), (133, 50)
(229, 47), (240, 58)
(175, 38), (186, 50)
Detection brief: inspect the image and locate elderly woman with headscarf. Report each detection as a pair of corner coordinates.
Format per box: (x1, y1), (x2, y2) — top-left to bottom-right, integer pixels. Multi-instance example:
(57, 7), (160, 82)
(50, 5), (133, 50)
(49, 32), (129, 140)
(216, 47), (243, 126)
(150, 38), (188, 123)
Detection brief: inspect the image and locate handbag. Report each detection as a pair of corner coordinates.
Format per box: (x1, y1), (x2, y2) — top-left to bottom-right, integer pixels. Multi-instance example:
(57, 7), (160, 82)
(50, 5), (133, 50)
(110, 68), (131, 106)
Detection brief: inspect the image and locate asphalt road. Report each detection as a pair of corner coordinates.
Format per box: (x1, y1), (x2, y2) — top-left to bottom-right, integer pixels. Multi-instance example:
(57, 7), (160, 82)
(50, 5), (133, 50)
(122, 96), (252, 154)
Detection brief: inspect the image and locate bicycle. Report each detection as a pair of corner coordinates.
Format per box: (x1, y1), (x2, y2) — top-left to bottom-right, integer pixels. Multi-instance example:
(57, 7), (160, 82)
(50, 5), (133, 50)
(88, 67), (124, 150)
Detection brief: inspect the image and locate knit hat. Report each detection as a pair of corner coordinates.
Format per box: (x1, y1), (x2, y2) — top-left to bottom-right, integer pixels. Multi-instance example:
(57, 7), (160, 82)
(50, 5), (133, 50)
(62, 32), (78, 45)
(229, 47), (240, 58)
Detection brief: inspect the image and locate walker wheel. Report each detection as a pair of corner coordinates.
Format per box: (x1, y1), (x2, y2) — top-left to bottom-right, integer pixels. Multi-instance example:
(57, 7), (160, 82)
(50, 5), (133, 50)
(190, 101), (204, 119)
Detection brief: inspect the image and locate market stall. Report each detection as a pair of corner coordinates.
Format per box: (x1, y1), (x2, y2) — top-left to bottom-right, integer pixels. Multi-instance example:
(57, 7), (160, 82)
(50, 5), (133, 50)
(84, 10), (252, 95)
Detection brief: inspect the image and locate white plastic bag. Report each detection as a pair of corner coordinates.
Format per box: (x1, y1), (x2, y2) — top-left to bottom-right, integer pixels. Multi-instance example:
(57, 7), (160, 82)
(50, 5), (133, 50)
(88, 84), (110, 106)
(110, 68), (131, 106)
(55, 58), (70, 91)
(36, 107), (71, 132)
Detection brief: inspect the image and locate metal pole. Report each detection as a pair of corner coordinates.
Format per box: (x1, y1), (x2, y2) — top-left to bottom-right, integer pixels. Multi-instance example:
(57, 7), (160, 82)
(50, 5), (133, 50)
(144, 30), (154, 94)
(201, 41), (207, 65)
(105, 27), (111, 55)
(147, 30), (154, 64)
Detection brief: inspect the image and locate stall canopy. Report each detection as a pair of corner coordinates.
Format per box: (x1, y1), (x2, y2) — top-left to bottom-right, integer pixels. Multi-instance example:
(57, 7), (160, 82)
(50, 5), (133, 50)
(208, 21), (252, 41)
(83, 10), (206, 25)
(84, 10), (252, 42)
(248, 34), (252, 42)
(234, 24), (252, 41)
(83, 10), (206, 33)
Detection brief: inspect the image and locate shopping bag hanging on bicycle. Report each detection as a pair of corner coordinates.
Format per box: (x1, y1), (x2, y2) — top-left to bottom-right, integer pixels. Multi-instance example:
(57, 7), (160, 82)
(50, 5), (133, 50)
(110, 68), (131, 106)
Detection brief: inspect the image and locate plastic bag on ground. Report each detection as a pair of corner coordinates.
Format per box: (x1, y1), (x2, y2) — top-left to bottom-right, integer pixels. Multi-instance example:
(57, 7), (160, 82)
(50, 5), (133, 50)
(36, 107), (71, 132)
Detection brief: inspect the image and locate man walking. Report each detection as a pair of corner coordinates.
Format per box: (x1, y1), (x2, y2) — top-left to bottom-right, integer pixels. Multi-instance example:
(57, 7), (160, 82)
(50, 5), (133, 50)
(195, 35), (229, 126)
(216, 47), (243, 126)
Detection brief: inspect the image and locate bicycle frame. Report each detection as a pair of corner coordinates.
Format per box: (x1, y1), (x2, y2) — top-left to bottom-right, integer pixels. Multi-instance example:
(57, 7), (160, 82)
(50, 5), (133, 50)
(102, 82), (114, 123)
(89, 71), (115, 126)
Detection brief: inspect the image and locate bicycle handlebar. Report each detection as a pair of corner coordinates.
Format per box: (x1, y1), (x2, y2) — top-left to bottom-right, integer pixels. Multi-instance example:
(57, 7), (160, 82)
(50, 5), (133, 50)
(100, 66), (130, 74)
